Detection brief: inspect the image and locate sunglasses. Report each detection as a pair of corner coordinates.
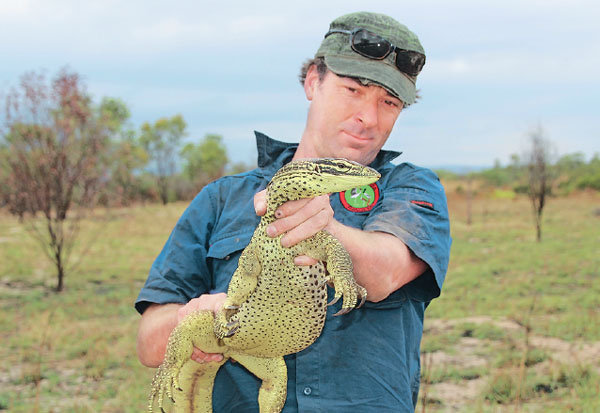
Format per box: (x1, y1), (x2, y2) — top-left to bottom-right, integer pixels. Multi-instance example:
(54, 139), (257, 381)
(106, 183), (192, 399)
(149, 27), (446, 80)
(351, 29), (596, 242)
(324, 28), (426, 77)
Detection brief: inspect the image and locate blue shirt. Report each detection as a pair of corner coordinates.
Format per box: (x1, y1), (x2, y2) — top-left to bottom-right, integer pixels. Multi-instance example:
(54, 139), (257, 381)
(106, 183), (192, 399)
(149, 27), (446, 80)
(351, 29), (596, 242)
(136, 132), (451, 412)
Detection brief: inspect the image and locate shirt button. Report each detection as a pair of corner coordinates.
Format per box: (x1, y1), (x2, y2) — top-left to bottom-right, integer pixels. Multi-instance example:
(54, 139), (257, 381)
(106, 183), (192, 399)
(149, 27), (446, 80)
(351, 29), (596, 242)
(303, 387), (312, 396)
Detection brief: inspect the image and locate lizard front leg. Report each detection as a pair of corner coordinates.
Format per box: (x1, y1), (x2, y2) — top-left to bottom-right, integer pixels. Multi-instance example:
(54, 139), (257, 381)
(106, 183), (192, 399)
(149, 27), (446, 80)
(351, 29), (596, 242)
(214, 244), (261, 338)
(301, 231), (367, 316)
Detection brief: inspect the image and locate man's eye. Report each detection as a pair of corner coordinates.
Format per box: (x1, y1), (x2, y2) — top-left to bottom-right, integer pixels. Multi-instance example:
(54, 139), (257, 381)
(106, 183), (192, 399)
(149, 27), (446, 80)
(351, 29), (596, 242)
(385, 100), (399, 108)
(346, 87), (358, 93)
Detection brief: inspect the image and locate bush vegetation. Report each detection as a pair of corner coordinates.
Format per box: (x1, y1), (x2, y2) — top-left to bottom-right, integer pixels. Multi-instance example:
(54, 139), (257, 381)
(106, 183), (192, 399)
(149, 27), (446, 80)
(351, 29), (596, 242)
(439, 152), (600, 196)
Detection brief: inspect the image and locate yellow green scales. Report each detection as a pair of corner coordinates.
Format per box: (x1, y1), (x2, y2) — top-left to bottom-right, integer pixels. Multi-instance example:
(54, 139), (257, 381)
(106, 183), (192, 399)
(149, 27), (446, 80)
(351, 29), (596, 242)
(149, 158), (380, 413)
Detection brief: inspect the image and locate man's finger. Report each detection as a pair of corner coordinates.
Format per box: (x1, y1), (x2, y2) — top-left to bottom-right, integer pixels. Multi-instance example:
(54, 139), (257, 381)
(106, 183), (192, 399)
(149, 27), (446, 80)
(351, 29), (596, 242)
(294, 255), (319, 266)
(268, 196), (332, 238)
(191, 347), (224, 363)
(253, 190), (268, 216)
(178, 293), (227, 322)
(274, 197), (311, 218)
(275, 194), (328, 218)
(281, 209), (332, 247)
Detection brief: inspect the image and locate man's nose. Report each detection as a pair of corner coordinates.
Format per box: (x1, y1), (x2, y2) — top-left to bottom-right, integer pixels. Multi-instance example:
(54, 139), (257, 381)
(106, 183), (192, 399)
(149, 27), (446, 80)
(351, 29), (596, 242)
(355, 97), (378, 128)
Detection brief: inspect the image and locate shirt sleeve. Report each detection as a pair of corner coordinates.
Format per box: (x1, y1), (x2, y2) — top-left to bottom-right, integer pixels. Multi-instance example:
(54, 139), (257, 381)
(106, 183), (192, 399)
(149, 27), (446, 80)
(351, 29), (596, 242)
(362, 163), (452, 302)
(134, 185), (218, 314)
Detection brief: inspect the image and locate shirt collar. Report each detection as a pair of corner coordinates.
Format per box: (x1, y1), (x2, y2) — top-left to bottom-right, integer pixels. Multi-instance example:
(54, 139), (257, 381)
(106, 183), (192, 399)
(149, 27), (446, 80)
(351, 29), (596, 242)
(254, 130), (402, 174)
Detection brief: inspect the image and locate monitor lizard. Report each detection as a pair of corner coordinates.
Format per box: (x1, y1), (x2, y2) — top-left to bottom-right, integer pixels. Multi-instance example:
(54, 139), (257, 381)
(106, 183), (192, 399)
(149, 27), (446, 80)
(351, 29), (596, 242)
(149, 158), (380, 412)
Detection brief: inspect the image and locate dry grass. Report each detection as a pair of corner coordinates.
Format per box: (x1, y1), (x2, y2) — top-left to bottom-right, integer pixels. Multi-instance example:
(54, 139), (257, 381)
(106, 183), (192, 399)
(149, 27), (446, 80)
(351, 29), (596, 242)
(1, 190), (599, 411)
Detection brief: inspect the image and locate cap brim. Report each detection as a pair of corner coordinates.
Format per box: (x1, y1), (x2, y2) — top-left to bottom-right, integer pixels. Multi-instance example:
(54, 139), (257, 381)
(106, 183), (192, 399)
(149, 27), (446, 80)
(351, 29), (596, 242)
(324, 55), (416, 105)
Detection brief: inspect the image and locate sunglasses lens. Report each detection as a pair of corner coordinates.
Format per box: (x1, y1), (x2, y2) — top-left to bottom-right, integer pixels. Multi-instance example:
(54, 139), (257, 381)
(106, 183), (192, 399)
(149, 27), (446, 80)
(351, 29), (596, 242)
(351, 29), (391, 59)
(395, 51), (426, 76)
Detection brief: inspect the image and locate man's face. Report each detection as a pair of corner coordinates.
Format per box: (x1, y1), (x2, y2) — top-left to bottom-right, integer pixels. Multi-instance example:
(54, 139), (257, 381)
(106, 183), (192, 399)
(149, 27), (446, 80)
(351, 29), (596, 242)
(299, 66), (403, 166)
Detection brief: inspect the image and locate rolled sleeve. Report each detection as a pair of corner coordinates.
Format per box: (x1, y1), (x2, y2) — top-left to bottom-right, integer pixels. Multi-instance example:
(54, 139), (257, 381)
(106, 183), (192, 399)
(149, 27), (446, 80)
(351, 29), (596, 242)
(363, 164), (451, 302)
(134, 187), (217, 314)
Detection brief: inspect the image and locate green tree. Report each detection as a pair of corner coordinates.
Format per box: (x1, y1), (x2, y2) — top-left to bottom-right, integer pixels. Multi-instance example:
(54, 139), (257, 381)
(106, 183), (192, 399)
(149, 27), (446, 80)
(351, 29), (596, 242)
(578, 154), (600, 190)
(555, 152), (586, 174)
(0, 69), (115, 291)
(139, 115), (187, 204)
(562, 153), (600, 192)
(181, 133), (228, 190)
(100, 98), (149, 205)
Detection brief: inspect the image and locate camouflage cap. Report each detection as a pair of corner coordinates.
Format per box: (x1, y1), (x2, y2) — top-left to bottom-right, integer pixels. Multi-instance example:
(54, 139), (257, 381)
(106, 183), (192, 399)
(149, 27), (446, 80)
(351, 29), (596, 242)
(315, 12), (425, 105)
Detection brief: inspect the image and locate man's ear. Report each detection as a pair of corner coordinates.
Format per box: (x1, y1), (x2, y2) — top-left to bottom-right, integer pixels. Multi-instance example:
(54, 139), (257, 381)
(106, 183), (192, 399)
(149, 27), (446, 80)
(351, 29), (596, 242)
(304, 65), (320, 101)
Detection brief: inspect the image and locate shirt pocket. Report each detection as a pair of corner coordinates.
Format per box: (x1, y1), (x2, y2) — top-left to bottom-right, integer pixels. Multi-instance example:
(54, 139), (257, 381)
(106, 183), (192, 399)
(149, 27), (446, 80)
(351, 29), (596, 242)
(362, 287), (408, 310)
(207, 231), (254, 291)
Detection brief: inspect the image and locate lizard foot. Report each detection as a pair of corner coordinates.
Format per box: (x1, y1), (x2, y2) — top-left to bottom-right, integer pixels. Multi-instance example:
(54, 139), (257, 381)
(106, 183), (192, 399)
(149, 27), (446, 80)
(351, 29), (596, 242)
(328, 276), (368, 316)
(148, 361), (181, 412)
(214, 310), (240, 339)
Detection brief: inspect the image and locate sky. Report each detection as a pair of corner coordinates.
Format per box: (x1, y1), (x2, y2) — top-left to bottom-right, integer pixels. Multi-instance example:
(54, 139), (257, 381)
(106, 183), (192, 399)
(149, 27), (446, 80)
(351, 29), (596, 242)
(0, 0), (598, 169)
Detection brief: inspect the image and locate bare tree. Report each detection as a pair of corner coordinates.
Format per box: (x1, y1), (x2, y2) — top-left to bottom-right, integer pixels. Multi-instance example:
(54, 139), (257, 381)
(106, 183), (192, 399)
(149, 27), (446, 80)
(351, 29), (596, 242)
(465, 174), (474, 226)
(0, 69), (113, 291)
(524, 125), (554, 242)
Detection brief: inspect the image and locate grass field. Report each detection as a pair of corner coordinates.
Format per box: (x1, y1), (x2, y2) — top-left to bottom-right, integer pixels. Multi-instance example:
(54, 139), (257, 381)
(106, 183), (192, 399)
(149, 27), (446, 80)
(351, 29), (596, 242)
(1, 190), (599, 412)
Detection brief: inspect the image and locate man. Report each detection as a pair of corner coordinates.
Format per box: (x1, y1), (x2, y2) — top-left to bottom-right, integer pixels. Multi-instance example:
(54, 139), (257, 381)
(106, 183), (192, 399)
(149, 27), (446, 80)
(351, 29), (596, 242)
(136, 11), (451, 412)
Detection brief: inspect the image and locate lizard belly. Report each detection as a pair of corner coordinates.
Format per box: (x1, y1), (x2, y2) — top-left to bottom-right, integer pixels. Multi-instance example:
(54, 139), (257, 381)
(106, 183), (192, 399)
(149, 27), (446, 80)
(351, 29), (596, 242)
(223, 260), (328, 357)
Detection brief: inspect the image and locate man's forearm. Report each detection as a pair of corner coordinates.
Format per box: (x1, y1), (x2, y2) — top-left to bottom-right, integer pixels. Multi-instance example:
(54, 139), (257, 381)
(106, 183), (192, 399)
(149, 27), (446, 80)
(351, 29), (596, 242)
(137, 294), (228, 367)
(136, 303), (182, 367)
(327, 220), (428, 302)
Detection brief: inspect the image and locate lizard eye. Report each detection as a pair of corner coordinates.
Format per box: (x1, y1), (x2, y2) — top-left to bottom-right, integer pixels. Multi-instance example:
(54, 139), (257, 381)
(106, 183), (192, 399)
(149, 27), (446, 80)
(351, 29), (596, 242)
(334, 162), (351, 172)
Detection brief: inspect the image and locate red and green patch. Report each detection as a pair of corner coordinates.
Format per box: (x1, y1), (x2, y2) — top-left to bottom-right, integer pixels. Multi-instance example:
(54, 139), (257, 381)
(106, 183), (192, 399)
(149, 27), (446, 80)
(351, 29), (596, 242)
(340, 183), (380, 212)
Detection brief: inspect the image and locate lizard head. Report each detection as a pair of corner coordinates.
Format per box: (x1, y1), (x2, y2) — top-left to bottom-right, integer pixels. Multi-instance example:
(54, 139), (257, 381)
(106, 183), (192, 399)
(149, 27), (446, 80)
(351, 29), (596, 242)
(268, 158), (381, 202)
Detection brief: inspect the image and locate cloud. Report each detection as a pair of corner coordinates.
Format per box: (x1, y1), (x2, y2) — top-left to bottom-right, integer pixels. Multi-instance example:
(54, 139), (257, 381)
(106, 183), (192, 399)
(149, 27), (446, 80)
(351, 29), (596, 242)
(131, 18), (209, 44)
(423, 46), (600, 85)
(0, 0), (32, 17)
(129, 13), (289, 51)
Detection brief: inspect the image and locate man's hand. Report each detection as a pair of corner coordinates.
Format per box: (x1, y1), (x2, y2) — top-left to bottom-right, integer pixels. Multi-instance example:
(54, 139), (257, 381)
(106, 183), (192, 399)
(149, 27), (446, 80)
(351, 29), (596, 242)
(254, 189), (333, 265)
(178, 293), (227, 363)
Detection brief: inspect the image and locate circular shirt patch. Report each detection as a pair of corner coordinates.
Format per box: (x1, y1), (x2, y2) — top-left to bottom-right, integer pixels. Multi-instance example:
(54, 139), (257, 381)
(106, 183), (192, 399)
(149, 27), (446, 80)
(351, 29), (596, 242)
(339, 183), (380, 212)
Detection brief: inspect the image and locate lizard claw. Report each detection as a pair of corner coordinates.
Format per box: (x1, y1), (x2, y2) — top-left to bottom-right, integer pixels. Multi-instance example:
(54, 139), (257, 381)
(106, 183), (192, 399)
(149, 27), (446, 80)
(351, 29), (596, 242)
(356, 294), (366, 309)
(223, 319), (240, 337)
(225, 326), (239, 337)
(328, 276), (368, 316)
(224, 304), (240, 310)
(333, 307), (351, 316)
(356, 286), (367, 309)
(327, 295), (340, 307)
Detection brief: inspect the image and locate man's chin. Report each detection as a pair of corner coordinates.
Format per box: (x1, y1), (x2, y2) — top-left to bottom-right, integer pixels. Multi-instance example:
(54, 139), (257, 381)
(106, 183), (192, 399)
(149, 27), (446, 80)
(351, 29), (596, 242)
(335, 147), (376, 166)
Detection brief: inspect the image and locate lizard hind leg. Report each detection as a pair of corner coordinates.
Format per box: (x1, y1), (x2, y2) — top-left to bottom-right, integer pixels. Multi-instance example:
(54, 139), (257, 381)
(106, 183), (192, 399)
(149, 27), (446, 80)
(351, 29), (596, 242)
(174, 357), (226, 413)
(149, 310), (226, 413)
(229, 353), (288, 413)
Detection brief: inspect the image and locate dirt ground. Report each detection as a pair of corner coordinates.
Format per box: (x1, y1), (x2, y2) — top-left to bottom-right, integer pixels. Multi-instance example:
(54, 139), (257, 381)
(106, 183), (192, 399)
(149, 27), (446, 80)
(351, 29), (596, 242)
(419, 317), (600, 411)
